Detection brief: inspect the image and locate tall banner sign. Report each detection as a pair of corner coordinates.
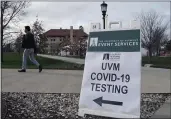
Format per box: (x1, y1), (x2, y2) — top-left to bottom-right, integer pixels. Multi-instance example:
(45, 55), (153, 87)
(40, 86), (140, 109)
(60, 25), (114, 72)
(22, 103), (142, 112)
(78, 29), (141, 118)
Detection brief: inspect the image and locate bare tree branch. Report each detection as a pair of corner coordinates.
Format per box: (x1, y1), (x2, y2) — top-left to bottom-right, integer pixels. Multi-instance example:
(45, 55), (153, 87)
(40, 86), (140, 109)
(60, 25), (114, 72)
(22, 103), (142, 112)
(58, 26), (87, 57)
(137, 10), (169, 57)
(3, 32), (20, 36)
(32, 16), (47, 53)
(1, 1), (30, 34)
(1, 1), (30, 61)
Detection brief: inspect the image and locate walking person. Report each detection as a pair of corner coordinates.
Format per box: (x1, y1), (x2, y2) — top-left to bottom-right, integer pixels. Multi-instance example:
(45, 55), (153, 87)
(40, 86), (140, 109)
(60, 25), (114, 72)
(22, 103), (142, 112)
(18, 26), (42, 72)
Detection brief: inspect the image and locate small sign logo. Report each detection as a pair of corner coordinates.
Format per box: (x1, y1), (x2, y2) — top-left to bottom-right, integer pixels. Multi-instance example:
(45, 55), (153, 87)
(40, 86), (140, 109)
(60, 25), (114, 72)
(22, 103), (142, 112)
(103, 53), (121, 61)
(89, 37), (98, 47)
(103, 53), (109, 60)
(93, 25), (96, 29)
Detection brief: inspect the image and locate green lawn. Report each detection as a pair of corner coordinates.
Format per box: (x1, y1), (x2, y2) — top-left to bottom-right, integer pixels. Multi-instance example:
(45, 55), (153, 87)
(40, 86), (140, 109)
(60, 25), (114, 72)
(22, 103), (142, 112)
(142, 56), (171, 64)
(2, 52), (84, 70)
(142, 56), (171, 69)
(2, 52), (170, 69)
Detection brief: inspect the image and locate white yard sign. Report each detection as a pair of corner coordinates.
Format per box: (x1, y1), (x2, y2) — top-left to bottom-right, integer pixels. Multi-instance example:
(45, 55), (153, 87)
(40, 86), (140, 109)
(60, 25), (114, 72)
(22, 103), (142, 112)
(78, 29), (141, 118)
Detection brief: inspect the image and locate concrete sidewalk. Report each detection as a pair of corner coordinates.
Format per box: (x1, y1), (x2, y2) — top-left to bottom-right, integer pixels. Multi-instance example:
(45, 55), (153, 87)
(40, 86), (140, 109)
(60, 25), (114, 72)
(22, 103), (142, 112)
(2, 68), (170, 93)
(151, 97), (171, 118)
(37, 54), (85, 64)
(2, 69), (83, 93)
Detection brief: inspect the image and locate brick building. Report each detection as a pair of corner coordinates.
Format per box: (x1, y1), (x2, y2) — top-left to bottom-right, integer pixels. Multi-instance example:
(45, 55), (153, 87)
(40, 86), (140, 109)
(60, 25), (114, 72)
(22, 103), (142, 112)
(43, 26), (88, 56)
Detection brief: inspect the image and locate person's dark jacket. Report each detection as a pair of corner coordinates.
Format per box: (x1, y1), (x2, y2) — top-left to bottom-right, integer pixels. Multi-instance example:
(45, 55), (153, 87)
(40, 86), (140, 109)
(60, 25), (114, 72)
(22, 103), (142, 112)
(22, 32), (37, 53)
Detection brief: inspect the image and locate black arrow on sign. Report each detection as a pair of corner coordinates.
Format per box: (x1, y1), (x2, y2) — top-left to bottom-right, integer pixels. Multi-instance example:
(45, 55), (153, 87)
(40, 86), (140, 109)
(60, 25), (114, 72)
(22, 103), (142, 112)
(93, 96), (123, 106)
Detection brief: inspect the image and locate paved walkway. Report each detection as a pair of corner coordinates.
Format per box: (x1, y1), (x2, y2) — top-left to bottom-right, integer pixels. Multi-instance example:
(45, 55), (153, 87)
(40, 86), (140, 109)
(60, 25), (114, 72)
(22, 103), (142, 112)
(37, 54), (85, 64)
(2, 68), (170, 93)
(2, 55), (170, 118)
(151, 98), (171, 118)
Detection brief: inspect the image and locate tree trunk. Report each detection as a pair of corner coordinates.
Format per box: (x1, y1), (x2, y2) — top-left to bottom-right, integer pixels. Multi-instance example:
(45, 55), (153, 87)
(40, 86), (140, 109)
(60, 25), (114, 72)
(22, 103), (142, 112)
(158, 49), (161, 56)
(18, 47), (20, 55)
(148, 48), (152, 63)
(1, 8), (3, 62)
(79, 43), (81, 58)
(156, 46), (160, 56)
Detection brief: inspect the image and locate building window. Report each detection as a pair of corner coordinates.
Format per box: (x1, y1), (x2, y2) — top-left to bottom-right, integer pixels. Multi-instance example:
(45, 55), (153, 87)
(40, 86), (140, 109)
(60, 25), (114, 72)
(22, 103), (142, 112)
(60, 37), (63, 41)
(51, 39), (55, 41)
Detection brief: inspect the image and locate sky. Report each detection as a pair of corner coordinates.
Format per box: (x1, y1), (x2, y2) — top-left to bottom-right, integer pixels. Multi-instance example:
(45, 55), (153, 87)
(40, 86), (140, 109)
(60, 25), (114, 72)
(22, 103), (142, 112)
(16, 2), (170, 33)
(7, 1), (170, 44)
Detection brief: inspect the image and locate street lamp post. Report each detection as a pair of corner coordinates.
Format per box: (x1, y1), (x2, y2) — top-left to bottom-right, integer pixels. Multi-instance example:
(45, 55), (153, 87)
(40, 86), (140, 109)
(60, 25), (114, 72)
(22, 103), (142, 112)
(101, 1), (108, 29)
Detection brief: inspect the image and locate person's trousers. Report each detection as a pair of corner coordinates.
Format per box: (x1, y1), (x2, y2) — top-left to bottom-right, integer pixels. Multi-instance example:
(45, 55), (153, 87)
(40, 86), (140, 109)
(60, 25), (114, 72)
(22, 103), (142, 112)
(22, 48), (40, 69)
